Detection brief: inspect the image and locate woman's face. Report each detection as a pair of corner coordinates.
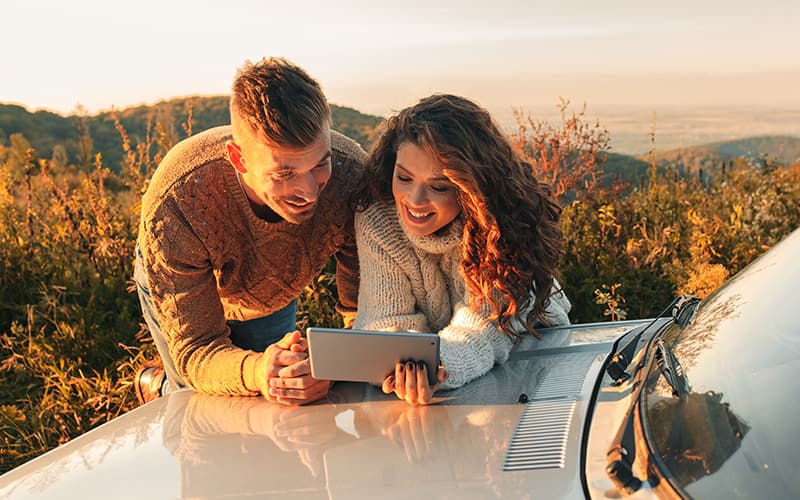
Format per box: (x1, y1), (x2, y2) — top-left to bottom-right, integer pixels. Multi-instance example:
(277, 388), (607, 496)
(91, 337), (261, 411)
(392, 142), (461, 237)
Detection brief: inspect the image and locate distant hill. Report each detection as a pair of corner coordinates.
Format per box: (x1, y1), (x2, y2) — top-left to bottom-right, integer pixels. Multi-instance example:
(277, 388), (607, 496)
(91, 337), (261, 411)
(600, 151), (651, 184)
(3, 99), (797, 184)
(643, 136), (800, 177)
(0, 97), (383, 172)
(598, 135), (800, 185)
(707, 136), (800, 164)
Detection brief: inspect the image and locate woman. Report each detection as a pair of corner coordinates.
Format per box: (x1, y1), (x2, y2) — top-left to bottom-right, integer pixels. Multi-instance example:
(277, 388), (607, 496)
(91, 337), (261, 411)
(352, 94), (571, 405)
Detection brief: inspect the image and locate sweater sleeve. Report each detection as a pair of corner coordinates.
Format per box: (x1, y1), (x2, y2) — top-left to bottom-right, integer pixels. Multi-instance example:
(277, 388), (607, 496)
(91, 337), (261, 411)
(352, 209), (430, 333)
(438, 280), (574, 390)
(437, 299), (514, 390)
(141, 200), (256, 396)
(439, 280), (574, 389)
(334, 237), (359, 328)
(332, 202), (359, 329)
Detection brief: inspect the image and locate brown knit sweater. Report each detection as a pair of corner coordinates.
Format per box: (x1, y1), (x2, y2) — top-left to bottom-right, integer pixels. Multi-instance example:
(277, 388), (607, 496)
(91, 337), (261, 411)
(138, 126), (365, 395)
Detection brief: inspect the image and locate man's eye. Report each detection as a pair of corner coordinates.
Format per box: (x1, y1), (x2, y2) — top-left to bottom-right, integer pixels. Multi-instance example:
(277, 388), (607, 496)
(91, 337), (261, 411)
(271, 172), (293, 181)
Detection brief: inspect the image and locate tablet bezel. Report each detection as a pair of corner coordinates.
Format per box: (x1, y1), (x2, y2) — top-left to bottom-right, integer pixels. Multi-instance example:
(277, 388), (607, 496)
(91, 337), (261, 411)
(306, 327), (440, 386)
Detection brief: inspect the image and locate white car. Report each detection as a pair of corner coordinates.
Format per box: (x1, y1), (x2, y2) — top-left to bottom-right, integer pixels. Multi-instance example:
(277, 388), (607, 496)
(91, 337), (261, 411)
(2, 228), (798, 499)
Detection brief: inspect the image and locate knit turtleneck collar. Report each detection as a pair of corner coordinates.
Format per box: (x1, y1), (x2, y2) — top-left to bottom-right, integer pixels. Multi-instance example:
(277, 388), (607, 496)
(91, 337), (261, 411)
(396, 205), (463, 255)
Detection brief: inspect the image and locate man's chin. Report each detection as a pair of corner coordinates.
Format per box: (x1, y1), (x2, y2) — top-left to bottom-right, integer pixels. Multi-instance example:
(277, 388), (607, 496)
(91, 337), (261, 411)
(280, 204), (317, 224)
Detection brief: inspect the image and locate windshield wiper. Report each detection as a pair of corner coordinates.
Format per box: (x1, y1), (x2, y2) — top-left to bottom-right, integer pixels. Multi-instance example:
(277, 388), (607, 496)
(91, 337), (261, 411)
(654, 338), (690, 398)
(671, 294), (701, 328)
(606, 295), (699, 495)
(606, 294), (699, 384)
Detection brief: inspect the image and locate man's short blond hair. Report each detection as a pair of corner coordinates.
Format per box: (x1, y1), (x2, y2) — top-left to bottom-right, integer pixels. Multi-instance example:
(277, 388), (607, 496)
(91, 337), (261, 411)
(230, 57), (330, 148)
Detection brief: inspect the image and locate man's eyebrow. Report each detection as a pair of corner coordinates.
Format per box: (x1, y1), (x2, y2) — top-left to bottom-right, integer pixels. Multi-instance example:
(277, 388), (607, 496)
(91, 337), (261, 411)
(276, 150), (331, 171)
(395, 162), (449, 182)
(317, 150), (332, 164)
(292, 150), (330, 169)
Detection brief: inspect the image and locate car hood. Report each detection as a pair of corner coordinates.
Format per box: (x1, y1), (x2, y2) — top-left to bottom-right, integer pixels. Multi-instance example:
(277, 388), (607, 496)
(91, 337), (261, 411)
(0, 321), (648, 499)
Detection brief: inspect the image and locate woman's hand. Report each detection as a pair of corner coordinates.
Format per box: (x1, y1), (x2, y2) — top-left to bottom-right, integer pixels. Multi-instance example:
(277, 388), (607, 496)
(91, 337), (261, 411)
(382, 361), (449, 405)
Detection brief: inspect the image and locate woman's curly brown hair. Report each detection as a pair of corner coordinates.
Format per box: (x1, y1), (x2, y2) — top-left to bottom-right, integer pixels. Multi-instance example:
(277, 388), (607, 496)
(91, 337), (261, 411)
(353, 94), (563, 337)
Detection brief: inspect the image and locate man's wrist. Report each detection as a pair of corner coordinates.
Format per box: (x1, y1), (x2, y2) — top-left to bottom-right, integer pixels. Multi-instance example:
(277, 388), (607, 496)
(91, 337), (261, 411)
(242, 353), (262, 394)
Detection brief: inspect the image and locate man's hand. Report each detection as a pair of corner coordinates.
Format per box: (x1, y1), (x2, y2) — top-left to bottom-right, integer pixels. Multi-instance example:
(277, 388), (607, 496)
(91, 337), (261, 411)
(247, 330), (331, 405)
(268, 359), (332, 405)
(248, 331), (307, 401)
(264, 330), (308, 376)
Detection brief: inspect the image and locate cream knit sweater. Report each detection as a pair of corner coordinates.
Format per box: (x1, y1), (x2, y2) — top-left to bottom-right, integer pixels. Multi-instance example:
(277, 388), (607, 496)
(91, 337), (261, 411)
(353, 202), (572, 389)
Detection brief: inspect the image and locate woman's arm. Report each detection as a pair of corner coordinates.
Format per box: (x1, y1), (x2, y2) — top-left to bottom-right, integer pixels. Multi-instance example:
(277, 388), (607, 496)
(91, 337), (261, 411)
(437, 281), (572, 389)
(436, 302), (514, 390)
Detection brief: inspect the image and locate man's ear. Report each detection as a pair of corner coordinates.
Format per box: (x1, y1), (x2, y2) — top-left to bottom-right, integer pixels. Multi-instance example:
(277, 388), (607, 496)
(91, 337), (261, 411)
(226, 140), (247, 173)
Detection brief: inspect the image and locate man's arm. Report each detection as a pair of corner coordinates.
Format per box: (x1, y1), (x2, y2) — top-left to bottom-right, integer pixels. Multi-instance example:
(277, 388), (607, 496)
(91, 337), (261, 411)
(144, 199), (318, 398)
(141, 212), (259, 395)
(333, 218), (359, 328)
(143, 202), (325, 403)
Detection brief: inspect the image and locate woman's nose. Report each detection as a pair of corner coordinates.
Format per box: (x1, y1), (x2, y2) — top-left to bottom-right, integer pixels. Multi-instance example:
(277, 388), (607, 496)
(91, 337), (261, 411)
(406, 184), (427, 205)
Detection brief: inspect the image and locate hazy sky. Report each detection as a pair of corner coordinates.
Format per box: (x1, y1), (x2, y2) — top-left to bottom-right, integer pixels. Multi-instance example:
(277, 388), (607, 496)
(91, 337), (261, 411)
(3, 0), (799, 117)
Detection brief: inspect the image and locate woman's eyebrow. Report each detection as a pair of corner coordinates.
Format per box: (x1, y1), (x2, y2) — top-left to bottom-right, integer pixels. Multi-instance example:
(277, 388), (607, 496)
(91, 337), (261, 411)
(394, 163), (449, 182)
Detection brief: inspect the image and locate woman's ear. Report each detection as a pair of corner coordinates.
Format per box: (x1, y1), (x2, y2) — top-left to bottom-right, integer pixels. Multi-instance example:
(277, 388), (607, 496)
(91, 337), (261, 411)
(226, 140), (247, 173)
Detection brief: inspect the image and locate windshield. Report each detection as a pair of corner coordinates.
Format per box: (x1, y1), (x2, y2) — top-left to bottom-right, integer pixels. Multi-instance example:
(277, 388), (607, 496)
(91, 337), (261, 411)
(641, 229), (800, 499)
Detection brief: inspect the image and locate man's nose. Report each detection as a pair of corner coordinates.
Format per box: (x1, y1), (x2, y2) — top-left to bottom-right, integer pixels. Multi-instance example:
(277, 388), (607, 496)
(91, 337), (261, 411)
(292, 172), (319, 200)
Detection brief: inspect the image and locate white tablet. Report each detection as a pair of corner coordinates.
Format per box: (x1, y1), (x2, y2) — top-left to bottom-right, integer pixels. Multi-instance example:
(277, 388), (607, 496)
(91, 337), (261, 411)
(306, 327), (440, 386)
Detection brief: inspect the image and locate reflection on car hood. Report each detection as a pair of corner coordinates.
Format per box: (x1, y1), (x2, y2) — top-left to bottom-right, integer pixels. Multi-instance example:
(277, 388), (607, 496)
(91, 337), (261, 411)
(0, 321), (648, 499)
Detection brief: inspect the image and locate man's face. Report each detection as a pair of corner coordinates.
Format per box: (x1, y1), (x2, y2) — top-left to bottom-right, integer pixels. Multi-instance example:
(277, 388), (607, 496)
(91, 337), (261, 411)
(229, 124), (332, 224)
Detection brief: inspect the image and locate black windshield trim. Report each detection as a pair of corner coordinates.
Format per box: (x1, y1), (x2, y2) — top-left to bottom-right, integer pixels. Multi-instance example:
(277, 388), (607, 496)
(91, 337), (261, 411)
(605, 316), (690, 497)
(605, 294), (700, 384)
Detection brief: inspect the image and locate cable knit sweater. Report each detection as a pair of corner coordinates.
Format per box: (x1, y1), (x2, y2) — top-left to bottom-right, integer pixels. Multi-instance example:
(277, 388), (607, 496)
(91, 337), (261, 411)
(353, 202), (572, 389)
(138, 126), (365, 395)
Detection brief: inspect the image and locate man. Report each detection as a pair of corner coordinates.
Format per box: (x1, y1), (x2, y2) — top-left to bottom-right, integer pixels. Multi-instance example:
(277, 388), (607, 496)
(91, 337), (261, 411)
(133, 57), (364, 405)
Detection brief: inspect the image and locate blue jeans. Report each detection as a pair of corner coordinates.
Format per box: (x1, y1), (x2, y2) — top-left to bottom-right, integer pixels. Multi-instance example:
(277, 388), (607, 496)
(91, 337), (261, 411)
(134, 246), (297, 394)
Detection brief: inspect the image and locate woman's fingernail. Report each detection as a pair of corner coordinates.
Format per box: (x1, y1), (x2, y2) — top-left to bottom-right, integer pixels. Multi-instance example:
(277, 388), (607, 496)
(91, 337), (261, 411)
(417, 361), (424, 371)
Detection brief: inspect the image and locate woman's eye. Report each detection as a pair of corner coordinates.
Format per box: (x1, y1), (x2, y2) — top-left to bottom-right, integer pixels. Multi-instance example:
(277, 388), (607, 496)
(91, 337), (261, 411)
(431, 185), (451, 193)
(396, 174), (412, 183)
